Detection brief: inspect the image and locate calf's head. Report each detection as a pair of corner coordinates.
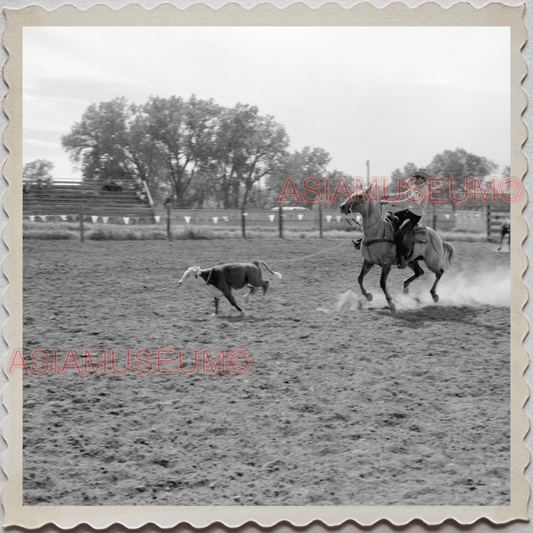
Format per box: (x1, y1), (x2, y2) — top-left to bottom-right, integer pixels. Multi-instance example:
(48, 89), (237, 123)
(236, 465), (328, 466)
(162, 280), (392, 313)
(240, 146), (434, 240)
(178, 266), (203, 287)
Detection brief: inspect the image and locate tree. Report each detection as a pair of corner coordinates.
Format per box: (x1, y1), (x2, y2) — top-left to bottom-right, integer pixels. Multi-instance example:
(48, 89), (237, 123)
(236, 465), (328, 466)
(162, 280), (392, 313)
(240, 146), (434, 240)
(23, 159), (54, 187)
(388, 162), (419, 197)
(268, 146), (331, 207)
(61, 94), (328, 209)
(140, 95), (221, 207)
(62, 97), (170, 201)
(239, 113), (289, 207)
(62, 97), (133, 184)
(502, 165), (511, 178)
(326, 170), (354, 207)
(203, 103), (289, 209)
(427, 148), (498, 210)
(205, 103), (258, 209)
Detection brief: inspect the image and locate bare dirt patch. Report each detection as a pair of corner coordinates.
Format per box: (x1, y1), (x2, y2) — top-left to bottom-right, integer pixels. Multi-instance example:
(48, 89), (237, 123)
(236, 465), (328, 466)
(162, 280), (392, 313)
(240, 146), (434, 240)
(22, 238), (510, 506)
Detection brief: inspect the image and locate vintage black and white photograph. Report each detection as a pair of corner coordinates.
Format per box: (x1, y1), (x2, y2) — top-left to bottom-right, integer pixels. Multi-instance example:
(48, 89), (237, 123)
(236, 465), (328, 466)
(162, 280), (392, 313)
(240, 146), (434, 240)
(2, 1), (529, 529)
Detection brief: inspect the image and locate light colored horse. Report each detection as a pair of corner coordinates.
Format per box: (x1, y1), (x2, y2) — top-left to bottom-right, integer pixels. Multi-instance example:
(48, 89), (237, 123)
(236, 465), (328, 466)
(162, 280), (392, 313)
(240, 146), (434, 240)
(339, 190), (455, 312)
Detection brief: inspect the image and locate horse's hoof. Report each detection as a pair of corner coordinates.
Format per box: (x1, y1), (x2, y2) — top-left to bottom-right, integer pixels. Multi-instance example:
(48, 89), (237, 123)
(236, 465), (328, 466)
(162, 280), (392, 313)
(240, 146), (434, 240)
(366, 293), (373, 302)
(403, 285), (409, 294)
(432, 293), (439, 303)
(389, 303), (396, 314)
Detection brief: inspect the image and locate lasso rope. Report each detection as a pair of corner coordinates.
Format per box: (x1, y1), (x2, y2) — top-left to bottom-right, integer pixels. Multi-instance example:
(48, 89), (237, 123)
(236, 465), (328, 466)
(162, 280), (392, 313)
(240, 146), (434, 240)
(253, 200), (390, 268)
(266, 224), (361, 266)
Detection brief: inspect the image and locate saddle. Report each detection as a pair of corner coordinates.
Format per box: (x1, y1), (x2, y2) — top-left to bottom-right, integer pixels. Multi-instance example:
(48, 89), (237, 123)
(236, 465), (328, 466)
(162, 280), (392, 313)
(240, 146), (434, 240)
(385, 212), (429, 261)
(404, 225), (429, 256)
(350, 212), (429, 260)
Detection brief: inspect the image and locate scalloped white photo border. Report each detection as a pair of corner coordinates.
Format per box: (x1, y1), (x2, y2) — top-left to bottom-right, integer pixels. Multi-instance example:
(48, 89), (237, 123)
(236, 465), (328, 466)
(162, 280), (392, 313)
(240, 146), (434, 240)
(1, 2), (529, 529)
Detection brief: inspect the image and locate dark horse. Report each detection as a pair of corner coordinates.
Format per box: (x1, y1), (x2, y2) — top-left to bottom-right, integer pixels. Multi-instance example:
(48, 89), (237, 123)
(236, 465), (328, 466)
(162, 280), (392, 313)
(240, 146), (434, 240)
(339, 190), (455, 312)
(497, 219), (511, 251)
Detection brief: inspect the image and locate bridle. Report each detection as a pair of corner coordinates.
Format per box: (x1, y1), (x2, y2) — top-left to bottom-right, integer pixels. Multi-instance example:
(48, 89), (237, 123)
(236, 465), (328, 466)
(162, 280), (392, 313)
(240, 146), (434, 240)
(343, 196), (386, 232)
(342, 195), (397, 252)
(343, 176), (427, 231)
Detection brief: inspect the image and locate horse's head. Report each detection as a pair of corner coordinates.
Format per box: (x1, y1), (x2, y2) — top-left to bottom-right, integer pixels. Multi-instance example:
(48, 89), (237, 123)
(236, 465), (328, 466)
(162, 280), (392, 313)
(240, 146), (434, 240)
(340, 192), (369, 216)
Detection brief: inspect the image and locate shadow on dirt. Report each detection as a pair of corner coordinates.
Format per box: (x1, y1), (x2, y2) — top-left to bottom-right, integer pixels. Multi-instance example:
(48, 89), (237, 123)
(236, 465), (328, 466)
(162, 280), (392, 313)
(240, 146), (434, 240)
(219, 315), (270, 323)
(216, 315), (245, 323)
(391, 305), (480, 329)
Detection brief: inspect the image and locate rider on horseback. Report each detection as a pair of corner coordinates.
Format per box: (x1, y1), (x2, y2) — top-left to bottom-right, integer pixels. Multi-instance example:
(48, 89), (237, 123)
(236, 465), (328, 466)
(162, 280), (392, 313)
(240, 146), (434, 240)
(380, 168), (430, 269)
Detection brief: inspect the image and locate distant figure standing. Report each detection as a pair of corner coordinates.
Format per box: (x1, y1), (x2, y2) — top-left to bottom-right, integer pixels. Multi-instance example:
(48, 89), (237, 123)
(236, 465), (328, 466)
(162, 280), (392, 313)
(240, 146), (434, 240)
(498, 219), (511, 251)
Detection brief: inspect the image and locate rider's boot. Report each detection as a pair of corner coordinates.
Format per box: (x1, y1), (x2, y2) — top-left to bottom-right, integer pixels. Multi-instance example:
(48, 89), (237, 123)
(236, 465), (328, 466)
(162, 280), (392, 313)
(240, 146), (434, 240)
(394, 231), (408, 269)
(352, 238), (362, 250)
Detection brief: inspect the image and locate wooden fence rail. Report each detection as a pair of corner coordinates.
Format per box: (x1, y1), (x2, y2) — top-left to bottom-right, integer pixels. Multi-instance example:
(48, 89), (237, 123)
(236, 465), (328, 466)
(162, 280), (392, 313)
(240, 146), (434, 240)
(24, 200), (510, 242)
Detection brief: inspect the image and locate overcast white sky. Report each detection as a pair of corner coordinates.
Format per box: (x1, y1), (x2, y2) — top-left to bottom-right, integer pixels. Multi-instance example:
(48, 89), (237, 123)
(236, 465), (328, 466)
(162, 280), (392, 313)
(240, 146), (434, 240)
(23, 26), (510, 182)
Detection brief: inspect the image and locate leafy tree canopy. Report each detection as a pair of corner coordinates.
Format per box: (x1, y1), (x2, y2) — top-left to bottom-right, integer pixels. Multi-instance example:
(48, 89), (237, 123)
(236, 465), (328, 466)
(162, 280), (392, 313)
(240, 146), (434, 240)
(63, 96), (294, 208)
(390, 148), (499, 210)
(23, 159), (54, 186)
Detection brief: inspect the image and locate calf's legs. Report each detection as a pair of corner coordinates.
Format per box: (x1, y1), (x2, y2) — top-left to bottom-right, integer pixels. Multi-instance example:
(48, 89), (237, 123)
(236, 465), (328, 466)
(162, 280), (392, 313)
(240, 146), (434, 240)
(223, 290), (244, 313)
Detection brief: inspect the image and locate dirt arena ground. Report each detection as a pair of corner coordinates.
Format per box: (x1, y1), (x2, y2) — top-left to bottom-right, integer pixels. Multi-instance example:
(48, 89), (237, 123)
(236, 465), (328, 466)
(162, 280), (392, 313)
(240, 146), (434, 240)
(22, 237), (510, 506)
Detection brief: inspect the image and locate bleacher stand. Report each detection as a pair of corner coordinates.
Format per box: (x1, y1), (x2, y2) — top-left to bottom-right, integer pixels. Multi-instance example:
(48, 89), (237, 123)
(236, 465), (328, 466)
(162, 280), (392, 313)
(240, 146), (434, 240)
(23, 180), (155, 222)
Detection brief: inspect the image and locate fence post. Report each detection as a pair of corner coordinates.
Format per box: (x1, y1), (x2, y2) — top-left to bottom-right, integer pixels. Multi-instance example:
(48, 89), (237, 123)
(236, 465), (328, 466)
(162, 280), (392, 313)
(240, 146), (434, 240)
(486, 205), (491, 242)
(319, 202), (323, 238)
(241, 206), (246, 238)
(167, 204), (171, 240)
(79, 205), (84, 242)
(278, 205), (283, 238)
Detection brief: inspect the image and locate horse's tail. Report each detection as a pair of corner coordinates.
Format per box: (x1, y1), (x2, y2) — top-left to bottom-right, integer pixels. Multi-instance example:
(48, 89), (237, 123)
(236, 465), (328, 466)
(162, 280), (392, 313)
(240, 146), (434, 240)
(441, 241), (455, 269)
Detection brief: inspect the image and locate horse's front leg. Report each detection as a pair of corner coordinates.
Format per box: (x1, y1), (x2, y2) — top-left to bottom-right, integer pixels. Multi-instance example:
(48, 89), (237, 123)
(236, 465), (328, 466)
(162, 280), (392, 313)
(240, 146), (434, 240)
(379, 262), (395, 313)
(358, 259), (374, 301)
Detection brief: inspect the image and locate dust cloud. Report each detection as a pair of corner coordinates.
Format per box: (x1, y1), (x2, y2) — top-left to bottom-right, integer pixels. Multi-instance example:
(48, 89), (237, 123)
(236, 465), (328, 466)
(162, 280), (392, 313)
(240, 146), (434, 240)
(318, 267), (511, 313)
(438, 268), (511, 307)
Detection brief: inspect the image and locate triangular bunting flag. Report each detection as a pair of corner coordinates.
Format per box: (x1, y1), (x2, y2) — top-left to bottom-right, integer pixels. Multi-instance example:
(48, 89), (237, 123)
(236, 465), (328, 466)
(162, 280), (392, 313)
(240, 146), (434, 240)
(223, 216), (229, 222)
(212, 217), (219, 224)
(336, 216), (342, 222)
(326, 215), (332, 222)
(297, 214), (304, 220)
(154, 216), (161, 224)
(39, 215), (47, 222)
(184, 216), (191, 224)
(102, 217), (109, 224)
(60, 215), (67, 221)
(29, 215), (35, 222)
(444, 214), (450, 219)
(123, 217), (130, 225)
(91, 216), (99, 223)
(269, 215), (275, 222)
